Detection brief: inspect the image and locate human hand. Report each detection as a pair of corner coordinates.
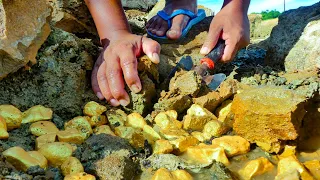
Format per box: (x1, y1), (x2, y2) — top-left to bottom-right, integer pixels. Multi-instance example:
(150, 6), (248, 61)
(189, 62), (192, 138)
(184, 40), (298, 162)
(200, 1), (250, 62)
(91, 31), (160, 106)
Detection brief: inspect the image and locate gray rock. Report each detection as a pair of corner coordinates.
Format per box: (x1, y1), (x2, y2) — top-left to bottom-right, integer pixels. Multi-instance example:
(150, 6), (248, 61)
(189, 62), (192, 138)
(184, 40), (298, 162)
(121, 0), (157, 10)
(284, 20), (320, 72)
(47, 0), (98, 41)
(0, 0), (51, 79)
(263, 2), (320, 71)
(77, 134), (137, 180)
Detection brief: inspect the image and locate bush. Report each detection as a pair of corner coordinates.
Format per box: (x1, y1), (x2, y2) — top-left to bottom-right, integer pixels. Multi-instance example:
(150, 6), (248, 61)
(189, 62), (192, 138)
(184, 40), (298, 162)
(261, 10), (281, 20)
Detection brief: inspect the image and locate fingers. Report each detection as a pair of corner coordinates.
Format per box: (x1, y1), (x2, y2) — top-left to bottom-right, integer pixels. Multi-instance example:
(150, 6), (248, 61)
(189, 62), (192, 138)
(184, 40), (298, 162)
(118, 45), (142, 93)
(142, 36), (161, 64)
(92, 53), (104, 100)
(97, 61), (120, 106)
(221, 38), (238, 63)
(201, 20), (222, 55)
(104, 50), (130, 107)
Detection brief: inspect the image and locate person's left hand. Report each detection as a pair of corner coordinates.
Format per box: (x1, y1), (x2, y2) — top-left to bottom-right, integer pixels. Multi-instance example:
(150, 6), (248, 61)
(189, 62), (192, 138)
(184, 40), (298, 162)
(200, 2), (250, 62)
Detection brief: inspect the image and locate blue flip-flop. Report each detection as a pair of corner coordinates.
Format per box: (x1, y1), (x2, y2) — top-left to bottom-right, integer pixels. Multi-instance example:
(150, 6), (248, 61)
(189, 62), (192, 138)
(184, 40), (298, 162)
(147, 9), (206, 43)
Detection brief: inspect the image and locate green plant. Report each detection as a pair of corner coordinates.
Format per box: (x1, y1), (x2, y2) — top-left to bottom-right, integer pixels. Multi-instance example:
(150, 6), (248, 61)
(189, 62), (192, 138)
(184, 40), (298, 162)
(261, 10), (281, 20)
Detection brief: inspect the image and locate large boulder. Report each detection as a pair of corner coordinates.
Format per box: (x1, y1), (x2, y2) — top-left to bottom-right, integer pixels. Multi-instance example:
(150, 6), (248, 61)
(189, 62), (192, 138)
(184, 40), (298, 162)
(284, 20), (320, 72)
(263, 2), (320, 72)
(232, 86), (307, 153)
(0, 0), (51, 79)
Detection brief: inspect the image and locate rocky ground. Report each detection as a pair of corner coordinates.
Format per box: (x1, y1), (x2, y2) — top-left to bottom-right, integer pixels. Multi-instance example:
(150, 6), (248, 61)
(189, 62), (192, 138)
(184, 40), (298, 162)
(0, 0), (319, 180)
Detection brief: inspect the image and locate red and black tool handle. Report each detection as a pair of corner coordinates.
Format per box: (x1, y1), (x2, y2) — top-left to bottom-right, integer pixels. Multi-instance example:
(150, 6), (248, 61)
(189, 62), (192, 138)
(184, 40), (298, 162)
(200, 39), (226, 70)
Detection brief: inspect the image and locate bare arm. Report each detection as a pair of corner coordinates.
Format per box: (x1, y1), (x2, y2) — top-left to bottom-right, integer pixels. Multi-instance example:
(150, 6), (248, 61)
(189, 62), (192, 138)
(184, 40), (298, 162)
(222, 0), (250, 13)
(84, 0), (130, 46)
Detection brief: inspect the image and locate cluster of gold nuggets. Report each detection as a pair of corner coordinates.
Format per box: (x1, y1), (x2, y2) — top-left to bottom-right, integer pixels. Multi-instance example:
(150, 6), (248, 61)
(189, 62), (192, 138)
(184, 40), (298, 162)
(0, 102), (318, 180)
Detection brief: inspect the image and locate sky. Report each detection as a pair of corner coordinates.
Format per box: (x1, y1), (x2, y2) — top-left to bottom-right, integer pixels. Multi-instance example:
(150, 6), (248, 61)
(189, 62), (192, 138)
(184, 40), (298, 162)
(198, 0), (320, 14)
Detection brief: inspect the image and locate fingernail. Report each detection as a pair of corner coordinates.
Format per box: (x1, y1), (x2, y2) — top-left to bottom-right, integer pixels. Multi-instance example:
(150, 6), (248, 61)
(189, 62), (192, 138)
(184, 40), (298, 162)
(152, 53), (160, 64)
(119, 99), (130, 106)
(200, 47), (209, 54)
(96, 92), (104, 100)
(110, 99), (120, 106)
(131, 84), (141, 93)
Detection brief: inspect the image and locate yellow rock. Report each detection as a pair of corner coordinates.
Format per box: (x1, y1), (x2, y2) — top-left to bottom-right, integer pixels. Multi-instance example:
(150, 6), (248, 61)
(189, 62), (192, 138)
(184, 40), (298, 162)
(143, 125), (161, 144)
(126, 112), (147, 129)
(0, 116), (9, 139)
(36, 133), (57, 150)
(153, 139), (173, 154)
(115, 126), (141, 139)
(21, 105), (53, 124)
(170, 136), (199, 153)
(88, 115), (108, 127)
(57, 128), (85, 144)
(61, 157), (84, 176)
(180, 143), (230, 166)
(183, 104), (218, 131)
(239, 157), (274, 180)
(275, 155), (314, 180)
(171, 170), (193, 180)
(191, 132), (205, 142)
(30, 121), (59, 136)
(38, 142), (73, 167)
(93, 125), (115, 136)
(256, 141), (283, 154)
(64, 172), (96, 180)
(154, 111), (182, 129)
(152, 168), (174, 180)
(202, 120), (228, 139)
(165, 110), (178, 120)
(0, 105), (22, 130)
(303, 160), (320, 179)
(64, 116), (93, 139)
(27, 151), (48, 169)
(3, 146), (41, 171)
(211, 136), (250, 157)
(130, 132), (146, 148)
(83, 101), (107, 117)
(160, 128), (189, 140)
(106, 109), (127, 127)
(279, 145), (297, 158)
(215, 100), (232, 122)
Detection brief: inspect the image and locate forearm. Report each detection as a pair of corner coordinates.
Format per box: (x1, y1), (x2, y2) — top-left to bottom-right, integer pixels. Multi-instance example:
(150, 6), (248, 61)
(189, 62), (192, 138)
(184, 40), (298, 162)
(85, 0), (131, 46)
(222, 0), (250, 13)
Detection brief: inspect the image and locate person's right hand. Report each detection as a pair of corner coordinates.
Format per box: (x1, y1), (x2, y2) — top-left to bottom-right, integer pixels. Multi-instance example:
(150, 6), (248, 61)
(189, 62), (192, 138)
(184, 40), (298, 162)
(91, 31), (161, 106)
